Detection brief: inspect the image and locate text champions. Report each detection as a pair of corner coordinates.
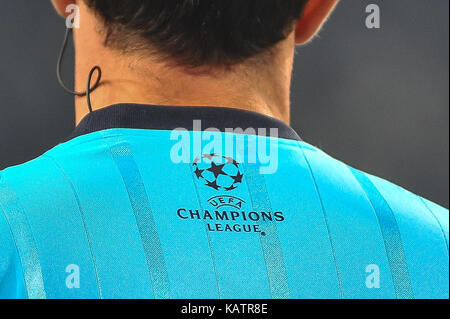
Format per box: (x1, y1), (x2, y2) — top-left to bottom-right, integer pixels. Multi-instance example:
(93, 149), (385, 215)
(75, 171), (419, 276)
(176, 209), (285, 233)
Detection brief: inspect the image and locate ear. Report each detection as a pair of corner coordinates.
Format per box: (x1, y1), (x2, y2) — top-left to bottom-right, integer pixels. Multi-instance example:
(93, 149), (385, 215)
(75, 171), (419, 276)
(295, 0), (339, 44)
(51, 0), (77, 18)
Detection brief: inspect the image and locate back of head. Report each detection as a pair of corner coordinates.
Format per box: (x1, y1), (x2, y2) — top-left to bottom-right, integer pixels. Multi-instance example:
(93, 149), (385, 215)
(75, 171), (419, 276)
(84, 0), (308, 67)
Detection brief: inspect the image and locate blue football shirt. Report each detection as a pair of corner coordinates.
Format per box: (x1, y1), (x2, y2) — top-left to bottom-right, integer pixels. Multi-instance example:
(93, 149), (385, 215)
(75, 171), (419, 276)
(0, 104), (448, 299)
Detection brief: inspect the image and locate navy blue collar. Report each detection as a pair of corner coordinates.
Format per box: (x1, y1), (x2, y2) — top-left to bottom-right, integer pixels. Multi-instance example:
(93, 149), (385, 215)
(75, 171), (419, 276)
(69, 104), (301, 141)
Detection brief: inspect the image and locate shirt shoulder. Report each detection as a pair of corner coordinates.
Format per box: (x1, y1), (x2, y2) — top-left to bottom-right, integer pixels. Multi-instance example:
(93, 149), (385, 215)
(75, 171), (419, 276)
(0, 171), (27, 298)
(368, 173), (449, 248)
(0, 153), (69, 299)
(300, 141), (448, 250)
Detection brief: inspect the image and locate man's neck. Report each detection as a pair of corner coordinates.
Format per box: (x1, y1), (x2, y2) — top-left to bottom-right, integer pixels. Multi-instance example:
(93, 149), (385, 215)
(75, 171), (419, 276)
(73, 3), (295, 126)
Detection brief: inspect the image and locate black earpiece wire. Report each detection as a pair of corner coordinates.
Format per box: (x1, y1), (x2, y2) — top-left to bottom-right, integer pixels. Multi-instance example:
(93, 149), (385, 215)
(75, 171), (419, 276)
(57, 27), (102, 113)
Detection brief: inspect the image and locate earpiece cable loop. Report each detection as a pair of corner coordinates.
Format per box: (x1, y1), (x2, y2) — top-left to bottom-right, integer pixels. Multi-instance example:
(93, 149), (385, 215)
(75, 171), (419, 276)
(56, 27), (102, 112)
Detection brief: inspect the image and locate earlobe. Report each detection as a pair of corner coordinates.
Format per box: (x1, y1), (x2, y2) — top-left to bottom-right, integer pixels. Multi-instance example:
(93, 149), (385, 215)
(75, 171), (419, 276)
(294, 0), (339, 45)
(51, 0), (77, 18)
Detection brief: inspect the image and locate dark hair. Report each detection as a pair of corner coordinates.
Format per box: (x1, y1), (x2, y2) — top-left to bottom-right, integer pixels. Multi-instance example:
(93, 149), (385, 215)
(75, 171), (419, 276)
(84, 0), (307, 67)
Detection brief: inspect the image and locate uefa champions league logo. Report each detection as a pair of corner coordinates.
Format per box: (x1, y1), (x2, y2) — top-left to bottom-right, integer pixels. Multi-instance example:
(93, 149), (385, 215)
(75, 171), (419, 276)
(181, 153), (285, 234)
(193, 154), (244, 191)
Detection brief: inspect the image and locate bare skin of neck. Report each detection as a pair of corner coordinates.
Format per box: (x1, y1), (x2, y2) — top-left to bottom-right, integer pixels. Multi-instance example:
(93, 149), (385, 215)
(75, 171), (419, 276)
(73, 2), (295, 125)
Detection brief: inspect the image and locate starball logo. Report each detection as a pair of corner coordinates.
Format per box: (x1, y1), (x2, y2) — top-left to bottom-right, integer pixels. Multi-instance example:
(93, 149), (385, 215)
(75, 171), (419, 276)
(176, 154), (285, 234)
(193, 153), (244, 191)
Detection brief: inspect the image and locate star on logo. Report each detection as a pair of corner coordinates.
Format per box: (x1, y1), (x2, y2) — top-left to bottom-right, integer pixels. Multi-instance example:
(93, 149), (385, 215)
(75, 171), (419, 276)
(224, 185), (238, 191)
(192, 154), (244, 191)
(203, 153), (218, 160)
(232, 171), (244, 184)
(205, 179), (220, 190)
(207, 162), (226, 178)
(194, 167), (204, 179)
(224, 156), (239, 165)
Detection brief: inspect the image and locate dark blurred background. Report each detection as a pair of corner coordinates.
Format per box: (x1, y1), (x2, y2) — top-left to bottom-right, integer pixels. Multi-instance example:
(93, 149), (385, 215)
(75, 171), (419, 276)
(0, 1), (448, 207)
